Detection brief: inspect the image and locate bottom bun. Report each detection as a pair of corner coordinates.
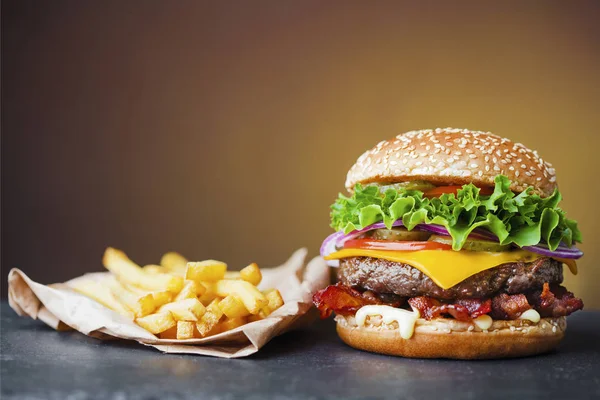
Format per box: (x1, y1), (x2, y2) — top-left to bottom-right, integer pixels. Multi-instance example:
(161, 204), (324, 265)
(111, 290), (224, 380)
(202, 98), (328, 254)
(335, 315), (566, 360)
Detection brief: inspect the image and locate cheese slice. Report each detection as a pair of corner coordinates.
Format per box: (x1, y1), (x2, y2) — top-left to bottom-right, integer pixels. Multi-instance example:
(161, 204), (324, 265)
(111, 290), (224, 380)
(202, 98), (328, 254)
(325, 249), (574, 290)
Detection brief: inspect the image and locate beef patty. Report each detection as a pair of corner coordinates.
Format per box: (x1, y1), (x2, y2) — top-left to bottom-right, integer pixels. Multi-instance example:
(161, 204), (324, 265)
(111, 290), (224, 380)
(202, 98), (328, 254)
(338, 256), (563, 300)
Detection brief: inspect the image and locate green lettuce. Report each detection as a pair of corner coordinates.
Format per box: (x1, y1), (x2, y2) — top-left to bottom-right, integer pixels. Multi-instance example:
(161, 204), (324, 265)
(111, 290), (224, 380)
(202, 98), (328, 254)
(330, 175), (582, 251)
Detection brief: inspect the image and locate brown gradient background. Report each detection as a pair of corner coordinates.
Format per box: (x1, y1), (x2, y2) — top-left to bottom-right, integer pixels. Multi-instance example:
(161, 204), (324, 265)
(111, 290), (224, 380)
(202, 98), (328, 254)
(2, 1), (600, 306)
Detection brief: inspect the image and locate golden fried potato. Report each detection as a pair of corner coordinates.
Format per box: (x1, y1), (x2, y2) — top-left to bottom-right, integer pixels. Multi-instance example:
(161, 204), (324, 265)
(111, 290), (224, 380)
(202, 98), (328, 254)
(196, 298), (224, 337)
(185, 260), (227, 282)
(218, 317), (247, 332)
(215, 280), (268, 314)
(160, 252), (188, 274)
(142, 264), (165, 275)
(159, 298), (206, 321)
(223, 271), (241, 279)
(264, 289), (284, 313)
(198, 282), (218, 305)
(70, 280), (133, 319)
(239, 263), (262, 286)
(175, 280), (206, 302)
(103, 248), (183, 293)
(136, 312), (176, 334)
(218, 295), (250, 318)
(104, 278), (156, 318)
(176, 321), (199, 340)
(158, 324), (178, 339)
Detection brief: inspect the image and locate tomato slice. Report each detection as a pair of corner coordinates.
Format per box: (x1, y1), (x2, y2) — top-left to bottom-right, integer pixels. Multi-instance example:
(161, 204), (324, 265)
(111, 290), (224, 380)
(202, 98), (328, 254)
(424, 186), (494, 198)
(343, 239), (452, 251)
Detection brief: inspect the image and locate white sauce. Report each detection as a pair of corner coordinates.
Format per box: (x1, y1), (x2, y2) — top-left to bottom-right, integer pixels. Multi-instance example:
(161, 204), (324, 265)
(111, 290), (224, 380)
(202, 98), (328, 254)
(355, 305), (420, 339)
(472, 315), (493, 330)
(519, 309), (541, 323)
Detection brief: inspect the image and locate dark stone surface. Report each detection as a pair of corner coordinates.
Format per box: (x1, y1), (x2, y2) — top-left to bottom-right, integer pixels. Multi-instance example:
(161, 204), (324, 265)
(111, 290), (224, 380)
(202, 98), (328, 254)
(1, 302), (599, 400)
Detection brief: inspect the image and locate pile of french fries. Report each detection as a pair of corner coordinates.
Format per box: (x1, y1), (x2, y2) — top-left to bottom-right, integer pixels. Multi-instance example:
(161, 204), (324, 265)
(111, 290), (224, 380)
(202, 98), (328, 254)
(71, 247), (284, 340)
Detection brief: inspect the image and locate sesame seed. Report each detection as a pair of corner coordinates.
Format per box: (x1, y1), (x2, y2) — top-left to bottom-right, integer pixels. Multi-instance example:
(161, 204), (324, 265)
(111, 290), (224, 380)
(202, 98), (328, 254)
(515, 171), (520, 177)
(415, 161), (422, 166)
(478, 171), (483, 176)
(469, 154), (477, 159)
(470, 163), (478, 168)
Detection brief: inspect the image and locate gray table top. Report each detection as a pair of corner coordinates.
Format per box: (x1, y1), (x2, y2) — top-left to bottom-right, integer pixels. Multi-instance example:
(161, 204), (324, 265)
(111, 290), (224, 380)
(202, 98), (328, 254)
(1, 301), (599, 400)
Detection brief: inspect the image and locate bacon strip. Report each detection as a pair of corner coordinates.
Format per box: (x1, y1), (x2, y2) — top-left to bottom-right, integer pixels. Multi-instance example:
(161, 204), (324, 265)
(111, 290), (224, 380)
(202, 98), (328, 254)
(489, 293), (531, 320)
(408, 297), (491, 321)
(312, 283), (385, 318)
(313, 283), (583, 321)
(528, 283), (584, 317)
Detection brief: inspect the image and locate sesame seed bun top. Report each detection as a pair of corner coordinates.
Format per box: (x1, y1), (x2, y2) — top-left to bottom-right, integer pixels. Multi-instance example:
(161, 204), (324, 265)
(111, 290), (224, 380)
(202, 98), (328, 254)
(345, 128), (557, 197)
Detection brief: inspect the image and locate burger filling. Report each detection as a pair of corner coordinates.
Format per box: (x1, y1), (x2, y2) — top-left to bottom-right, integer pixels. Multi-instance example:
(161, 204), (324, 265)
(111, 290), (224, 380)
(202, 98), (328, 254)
(315, 175), (584, 333)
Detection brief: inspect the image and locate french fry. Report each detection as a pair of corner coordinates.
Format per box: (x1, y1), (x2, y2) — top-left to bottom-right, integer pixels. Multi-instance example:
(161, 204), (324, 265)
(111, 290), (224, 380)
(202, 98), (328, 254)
(150, 291), (173, 308)
(185, 260), (227, 282)
(240, 263), (262, 286)
(215, 279), (268, 314)
(136, 312), (176, 334)
(218, 295), (250, 318)
(159, 298), (206, 321)
(247, 314), (264, 323)
(176, 321), (199, 340)
(264, 289), (284, 312)
(142, 264), (165, 274)
(224, 271), (241, 279)
(103, 247), (183, 293)
(123, 284), (173, 309)
(198, 282), (218, 305)
(175, 280), (206, 302)
(160, 252), (188, 274)
(218, 317), (247, 332)
(158, 325), (178, 339)
(104, 277), (156, 318)
(70, 280), (133, 319)
(196, 298), (224, 337)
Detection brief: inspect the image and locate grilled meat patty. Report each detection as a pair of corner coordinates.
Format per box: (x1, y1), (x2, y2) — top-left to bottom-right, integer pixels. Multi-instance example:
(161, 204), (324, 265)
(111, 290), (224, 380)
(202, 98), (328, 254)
(338, 256), (563, 300)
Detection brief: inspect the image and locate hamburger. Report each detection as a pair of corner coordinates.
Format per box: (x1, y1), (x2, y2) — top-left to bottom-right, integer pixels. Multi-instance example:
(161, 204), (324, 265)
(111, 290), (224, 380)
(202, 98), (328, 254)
(313, 128), (584, 359)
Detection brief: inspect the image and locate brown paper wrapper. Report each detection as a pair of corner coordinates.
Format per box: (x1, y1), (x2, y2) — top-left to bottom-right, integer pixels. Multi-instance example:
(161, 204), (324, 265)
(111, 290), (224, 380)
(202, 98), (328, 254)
(8, 248), (329, 358)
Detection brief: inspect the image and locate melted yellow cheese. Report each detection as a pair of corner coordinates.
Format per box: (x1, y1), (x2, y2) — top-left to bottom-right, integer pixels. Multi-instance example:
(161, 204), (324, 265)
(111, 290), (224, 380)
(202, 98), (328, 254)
(325, 249), (558, 289)
(554, 257), (578, 274)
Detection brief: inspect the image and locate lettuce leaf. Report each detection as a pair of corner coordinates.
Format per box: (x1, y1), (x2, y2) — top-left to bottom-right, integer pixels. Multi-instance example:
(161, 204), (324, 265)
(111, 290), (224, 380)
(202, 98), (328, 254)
(330, 175), (582, 251)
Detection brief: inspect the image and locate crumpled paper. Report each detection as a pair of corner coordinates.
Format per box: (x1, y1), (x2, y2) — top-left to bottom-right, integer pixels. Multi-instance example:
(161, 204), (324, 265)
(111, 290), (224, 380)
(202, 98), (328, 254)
(8, 248), (329, 358)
